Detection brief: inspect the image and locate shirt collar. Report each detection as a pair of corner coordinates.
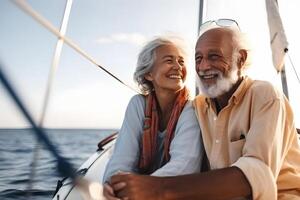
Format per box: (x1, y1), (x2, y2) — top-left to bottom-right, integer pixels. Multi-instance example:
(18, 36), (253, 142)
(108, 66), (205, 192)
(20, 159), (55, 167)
(230, 76), (253, 104)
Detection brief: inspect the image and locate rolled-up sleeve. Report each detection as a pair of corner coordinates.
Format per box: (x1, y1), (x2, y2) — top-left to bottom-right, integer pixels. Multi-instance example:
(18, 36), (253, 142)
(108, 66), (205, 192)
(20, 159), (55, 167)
(232, 96), (290, 199)
(152, 101), (203, 176)
(233, 157), (277, 199)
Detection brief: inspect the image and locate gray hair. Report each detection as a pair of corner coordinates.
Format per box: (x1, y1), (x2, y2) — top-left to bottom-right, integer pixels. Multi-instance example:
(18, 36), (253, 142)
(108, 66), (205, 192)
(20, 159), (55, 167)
(134, 36), (187, 95)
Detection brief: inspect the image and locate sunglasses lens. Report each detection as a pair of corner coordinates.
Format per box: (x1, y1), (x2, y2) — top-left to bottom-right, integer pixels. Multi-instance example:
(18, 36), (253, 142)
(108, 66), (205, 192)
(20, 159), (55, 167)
(199, 20), (213, 32)
(217, 19), (239, 29)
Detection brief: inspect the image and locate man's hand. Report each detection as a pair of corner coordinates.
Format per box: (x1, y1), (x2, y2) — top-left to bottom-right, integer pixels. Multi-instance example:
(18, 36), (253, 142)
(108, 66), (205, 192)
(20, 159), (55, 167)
(111, 174), (164, 200)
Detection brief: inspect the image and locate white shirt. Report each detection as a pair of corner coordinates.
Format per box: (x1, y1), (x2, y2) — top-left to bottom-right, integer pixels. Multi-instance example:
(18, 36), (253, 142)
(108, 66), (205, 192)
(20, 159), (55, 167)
(103, 94), (203, 183)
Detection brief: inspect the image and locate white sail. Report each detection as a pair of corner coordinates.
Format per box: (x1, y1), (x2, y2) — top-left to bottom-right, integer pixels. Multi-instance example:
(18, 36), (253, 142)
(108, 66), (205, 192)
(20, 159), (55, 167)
(265, 0), (289, 72)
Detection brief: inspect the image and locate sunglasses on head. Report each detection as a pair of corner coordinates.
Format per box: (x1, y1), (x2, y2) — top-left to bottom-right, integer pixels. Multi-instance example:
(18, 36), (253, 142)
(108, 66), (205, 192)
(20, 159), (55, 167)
(199, 18), (240, 33)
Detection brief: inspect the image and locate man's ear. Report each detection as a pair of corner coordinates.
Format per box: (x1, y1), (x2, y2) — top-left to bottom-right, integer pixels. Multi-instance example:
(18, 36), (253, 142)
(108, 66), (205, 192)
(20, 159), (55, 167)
(145, 73), (153, 81)
(238, 49), (247, 68)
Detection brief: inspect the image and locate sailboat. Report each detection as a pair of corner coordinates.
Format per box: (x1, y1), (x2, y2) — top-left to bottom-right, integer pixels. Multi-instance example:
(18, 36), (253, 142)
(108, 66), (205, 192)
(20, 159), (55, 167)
(0, 0), (299, 200)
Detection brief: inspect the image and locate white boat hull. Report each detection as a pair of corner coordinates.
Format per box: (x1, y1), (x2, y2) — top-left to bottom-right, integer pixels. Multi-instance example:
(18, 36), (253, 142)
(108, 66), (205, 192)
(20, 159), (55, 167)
(52, 136), (116, 200)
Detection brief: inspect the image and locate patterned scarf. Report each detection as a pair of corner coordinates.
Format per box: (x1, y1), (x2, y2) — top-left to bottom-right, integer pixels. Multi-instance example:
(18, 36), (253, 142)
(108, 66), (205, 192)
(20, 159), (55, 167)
(138, 87), (189, 174)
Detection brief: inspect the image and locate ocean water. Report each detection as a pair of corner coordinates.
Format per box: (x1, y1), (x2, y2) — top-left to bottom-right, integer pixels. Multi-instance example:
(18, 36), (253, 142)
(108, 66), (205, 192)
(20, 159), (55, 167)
(0, 128), (116, 200)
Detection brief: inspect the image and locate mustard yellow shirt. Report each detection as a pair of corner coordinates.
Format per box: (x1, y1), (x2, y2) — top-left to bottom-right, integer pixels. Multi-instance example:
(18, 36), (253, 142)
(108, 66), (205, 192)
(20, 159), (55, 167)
(193, 76), (300, 200)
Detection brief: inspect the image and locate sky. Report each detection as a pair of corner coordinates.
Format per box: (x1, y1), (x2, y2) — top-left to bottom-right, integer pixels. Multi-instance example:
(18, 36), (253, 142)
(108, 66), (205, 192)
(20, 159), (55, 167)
(0, 0), (299, 129)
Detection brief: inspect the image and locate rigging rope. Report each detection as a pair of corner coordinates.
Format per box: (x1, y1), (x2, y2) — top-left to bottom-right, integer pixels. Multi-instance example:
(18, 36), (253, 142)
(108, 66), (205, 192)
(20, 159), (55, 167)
(26, 0), (74, 197)
(39, 0), (73, 126)
(12, 0), (139, 94)
(0, 64), (104, 199)
(0, 65), (76, 179)
(8, 1), (138, 198)
(287, 52), (300, 85)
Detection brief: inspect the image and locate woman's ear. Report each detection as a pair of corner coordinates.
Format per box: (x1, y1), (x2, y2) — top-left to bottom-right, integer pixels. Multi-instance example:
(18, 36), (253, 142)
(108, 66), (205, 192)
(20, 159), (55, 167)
(144, 72), (153, 81)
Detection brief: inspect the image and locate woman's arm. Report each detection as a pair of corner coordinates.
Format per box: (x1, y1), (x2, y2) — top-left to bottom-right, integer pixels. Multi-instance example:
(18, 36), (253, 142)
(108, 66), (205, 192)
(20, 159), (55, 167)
(102, 95), (145, 183)
(152, 101), (203, 176)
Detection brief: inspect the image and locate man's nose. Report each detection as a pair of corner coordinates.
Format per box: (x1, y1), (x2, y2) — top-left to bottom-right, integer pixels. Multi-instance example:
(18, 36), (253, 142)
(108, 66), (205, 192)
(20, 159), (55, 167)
(196, 59), (211, 72)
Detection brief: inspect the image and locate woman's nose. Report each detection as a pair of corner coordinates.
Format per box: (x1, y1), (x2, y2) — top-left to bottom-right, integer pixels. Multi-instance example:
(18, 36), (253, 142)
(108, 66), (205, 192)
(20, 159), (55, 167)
(173, 60), (182, 70)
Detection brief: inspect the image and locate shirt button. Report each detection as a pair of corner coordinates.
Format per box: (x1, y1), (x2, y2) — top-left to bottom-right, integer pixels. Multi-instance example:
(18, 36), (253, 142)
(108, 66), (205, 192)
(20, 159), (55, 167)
(215, 139), (219, 143)
(214, 117), (217, 121)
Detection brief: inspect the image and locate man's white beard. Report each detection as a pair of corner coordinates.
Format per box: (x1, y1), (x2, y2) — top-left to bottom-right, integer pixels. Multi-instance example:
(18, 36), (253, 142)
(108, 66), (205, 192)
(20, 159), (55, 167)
(197, 63), (239, 98)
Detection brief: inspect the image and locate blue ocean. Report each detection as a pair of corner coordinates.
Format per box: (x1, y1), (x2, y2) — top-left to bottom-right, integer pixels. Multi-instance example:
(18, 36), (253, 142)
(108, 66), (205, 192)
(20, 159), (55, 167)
(0, 128), (116, 200)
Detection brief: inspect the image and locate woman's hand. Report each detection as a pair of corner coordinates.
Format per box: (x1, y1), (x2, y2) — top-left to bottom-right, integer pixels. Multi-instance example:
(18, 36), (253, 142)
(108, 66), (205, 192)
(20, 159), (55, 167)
(103, 182), (121, 200)
(111, 174), (164, 200)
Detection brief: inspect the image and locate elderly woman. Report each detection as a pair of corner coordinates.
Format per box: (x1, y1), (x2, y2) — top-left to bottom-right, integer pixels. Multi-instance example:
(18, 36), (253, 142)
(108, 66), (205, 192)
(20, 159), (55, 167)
(102, 36), (203, 199)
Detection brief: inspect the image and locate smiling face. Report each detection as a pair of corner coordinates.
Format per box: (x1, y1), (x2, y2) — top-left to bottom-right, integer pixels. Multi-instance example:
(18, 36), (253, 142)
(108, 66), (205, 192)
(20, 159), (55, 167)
(195, 28), (240, 98)
(145, 44), (187, 94)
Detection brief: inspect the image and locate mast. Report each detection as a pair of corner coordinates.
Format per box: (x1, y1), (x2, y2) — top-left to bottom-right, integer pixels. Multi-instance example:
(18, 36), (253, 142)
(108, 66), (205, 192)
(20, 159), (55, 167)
(280, 59), (289, 99)
(196, 0), (204, 95)
(198, 0), (204, 35)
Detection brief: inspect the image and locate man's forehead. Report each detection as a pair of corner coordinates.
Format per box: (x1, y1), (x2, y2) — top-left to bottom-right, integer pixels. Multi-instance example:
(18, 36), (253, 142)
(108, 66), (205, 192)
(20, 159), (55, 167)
(195, 28), (234, 53)
(197, 28), (233, 44)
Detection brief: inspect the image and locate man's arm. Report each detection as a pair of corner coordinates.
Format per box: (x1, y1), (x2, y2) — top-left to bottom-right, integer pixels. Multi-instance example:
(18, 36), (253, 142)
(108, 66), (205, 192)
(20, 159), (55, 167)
(111, 166), (251, 200)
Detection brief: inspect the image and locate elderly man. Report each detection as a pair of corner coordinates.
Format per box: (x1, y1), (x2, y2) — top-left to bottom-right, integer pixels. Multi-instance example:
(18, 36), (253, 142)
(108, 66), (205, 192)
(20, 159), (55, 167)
(109, 19), (300, 200)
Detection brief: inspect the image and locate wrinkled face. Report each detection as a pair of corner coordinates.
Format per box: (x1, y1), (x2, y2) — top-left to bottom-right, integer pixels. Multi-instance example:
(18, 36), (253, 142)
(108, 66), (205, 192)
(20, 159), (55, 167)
(146, 44), (187, 93)
(195, 28), (239, 98)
